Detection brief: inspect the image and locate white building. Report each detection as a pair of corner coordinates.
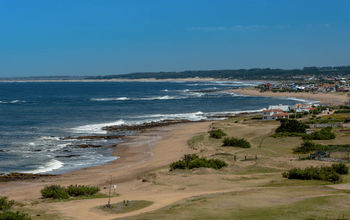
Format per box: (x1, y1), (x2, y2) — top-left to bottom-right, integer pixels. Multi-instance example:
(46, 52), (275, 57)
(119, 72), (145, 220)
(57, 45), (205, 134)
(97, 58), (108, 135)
(262, 109), (290, 120)
(268, 104), (290, 112)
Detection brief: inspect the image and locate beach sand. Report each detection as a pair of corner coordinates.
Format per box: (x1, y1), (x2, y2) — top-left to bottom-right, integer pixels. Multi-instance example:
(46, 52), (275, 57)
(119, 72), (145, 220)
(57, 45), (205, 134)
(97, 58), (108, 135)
(232, 87), (349, 106)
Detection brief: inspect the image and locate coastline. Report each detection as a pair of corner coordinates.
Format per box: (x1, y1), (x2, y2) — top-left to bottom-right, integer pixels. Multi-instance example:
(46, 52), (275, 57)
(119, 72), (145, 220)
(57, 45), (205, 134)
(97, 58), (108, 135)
(0, 121), (212, 200)
(0, 77), (219, 83)
(232, 87), (349, 106)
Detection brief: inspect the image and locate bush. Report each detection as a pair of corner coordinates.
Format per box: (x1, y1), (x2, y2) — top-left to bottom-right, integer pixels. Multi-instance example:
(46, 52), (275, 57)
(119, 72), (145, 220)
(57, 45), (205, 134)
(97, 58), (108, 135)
(303, 127), (336, 140)
(41, 184), (100, 199)
(335, 109), (350, 113)
(67, 185), (100, 197)
(0, 211), (31, 220)
(209, 129), (226, 139)
(294, 141), (350, 154)
(0, 197), (14, 211)
(282, 164), (346, 183)
(40, 185), (69, 199)
(331, 163), (349, 175)
(276, 119), (309, 133)
(170, 154), (227, 171)
(222, 137), (251, 148)
(293, 141), (319, 153)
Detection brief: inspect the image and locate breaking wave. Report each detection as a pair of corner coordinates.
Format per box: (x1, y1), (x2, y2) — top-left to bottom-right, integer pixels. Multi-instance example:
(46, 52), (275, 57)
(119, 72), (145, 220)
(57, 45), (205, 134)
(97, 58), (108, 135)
(23, 159), (64, 174)
(0, 100), (26, 104)
(72, 120), (125, 134)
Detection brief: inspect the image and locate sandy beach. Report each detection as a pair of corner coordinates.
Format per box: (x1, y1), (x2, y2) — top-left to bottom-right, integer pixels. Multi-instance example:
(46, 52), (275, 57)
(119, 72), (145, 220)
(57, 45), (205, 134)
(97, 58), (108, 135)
(232, 87), (349, 106)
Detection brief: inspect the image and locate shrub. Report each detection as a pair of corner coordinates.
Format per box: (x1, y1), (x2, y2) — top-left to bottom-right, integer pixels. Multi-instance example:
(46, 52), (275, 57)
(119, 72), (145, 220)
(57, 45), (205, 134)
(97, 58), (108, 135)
(294, 141), (350, 154)
(40, 185), (69, 199)
(335, 109), (350, 113)
(67, 185), (100, 197)
(0, 197), (14, 211)
(331, 163), (349, 175)
(293, 141), (319, 153)
(0, 211), (31, 220)
(222, 137), (251, 148)
(282, 163), (348, 183)
(209, 129), (226, 139)
(170, 154), (227, 171)
(276, 119), (309, 133)
(303, 127), (336, 140)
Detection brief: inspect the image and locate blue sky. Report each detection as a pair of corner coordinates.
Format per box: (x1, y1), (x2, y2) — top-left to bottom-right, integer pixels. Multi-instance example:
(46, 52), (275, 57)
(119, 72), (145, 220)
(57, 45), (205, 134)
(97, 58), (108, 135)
(1, 0), (350, 77)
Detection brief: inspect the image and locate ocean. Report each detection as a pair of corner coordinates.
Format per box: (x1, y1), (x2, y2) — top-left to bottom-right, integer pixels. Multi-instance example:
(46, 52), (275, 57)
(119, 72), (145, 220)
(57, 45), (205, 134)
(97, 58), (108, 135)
(0, 81), (312, 174)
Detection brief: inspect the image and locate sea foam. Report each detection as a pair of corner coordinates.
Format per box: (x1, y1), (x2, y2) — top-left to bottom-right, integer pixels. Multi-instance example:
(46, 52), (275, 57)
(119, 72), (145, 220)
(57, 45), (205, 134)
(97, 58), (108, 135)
(72, 120), (125, 134)
(23, 159), (64, 174)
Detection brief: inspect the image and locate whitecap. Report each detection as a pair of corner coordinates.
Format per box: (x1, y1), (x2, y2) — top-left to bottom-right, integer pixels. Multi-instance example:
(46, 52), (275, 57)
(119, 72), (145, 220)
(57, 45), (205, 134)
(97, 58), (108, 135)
(91, 96), (183, 101)
(0, 100), (26, 104)
(91, 97), (130, 101)
(23, 159), (63, 174)
(285, 97), (319, 103)
(72, 119), (125, 134)
(136, 111), (205, 121)
(137, 95), (181, 100)
(38, 136), (60, 141)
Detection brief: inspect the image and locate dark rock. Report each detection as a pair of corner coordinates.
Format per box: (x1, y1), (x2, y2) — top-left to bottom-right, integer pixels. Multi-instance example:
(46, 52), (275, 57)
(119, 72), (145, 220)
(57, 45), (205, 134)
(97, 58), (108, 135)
(103, 119), (197, 132)
(55, 154), (80, 158)
(0, 173), (55, 182)
(77, 144), (104, 148)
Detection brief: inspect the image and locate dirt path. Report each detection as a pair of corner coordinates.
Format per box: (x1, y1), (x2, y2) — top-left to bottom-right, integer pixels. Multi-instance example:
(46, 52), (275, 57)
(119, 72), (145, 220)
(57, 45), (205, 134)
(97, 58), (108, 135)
(49, 189), (236, 220)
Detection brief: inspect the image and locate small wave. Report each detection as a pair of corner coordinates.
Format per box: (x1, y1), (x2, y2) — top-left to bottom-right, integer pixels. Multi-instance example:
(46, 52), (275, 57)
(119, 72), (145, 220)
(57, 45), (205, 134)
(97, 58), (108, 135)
(138, 95), (181, 100)
(72, 119), (125, 134)
(91, 95), (183, 102)
(38, 136), (60, 141)
(0, 100), (26, 104)
(23, 159), (63, 174)
(285, 97), (319, 104)
(219, 92), (247, 97)
(136, 111), (206, 121)
(91, 97), (130, 101)
(206, 108), (266, 117)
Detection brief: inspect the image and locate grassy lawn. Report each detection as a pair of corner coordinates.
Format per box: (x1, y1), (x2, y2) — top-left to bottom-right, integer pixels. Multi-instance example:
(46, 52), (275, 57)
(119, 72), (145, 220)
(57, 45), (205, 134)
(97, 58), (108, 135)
(123, 189), (350, 220)
(97, 200), (153, 214)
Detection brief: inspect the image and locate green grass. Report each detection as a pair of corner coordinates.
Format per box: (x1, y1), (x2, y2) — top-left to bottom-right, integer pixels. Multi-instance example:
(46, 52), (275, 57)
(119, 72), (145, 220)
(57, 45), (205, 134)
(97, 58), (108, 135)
(123, 192), (350, 220)
(261, 179), (330, 187)
(98, 200), (153, 214)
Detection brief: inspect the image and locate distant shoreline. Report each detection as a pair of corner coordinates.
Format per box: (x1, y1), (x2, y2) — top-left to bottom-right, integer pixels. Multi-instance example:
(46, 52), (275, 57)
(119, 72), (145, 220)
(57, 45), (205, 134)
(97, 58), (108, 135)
(232, 87), (349, 106)
(0, 77), (221, 83)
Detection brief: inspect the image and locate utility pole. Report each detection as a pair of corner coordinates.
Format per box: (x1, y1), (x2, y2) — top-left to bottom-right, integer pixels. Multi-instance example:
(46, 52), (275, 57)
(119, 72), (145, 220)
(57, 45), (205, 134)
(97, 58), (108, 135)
(107, 175), (112, 208)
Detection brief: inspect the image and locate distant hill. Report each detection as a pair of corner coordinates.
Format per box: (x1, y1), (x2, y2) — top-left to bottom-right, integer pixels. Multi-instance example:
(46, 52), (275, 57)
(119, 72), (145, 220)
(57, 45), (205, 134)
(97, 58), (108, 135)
(87, 66), (350, 80)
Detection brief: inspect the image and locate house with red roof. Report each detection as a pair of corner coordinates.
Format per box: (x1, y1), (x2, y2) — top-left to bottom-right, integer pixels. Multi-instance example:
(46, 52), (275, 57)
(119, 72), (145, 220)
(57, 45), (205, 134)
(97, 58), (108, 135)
(262, 108), (289, 120)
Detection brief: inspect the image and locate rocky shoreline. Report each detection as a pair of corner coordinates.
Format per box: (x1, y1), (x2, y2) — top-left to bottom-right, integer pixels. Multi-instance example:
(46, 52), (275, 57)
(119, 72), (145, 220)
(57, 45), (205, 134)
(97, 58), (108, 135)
(0, 173), (56, 182)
